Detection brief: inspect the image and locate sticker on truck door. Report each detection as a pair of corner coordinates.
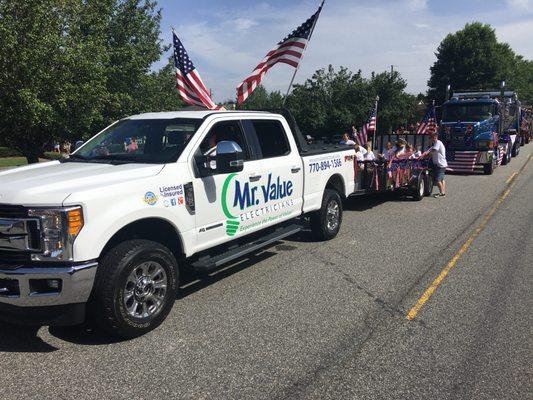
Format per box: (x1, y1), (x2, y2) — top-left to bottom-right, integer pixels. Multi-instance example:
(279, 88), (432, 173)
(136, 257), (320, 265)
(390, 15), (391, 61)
(221, 173), (294, 237)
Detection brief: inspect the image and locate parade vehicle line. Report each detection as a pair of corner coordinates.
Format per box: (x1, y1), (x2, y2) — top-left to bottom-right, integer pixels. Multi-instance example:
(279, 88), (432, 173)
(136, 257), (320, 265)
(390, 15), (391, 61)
(406, 153), (531, 320)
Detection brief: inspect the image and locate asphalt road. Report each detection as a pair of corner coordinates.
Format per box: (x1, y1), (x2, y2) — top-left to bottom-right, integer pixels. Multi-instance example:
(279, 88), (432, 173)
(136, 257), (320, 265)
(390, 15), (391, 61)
(1, 145), (531, 400)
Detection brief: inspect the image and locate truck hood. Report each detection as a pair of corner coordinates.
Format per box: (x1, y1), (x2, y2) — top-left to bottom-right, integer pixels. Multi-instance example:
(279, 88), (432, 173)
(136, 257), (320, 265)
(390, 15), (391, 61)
(0, 161), (165, 206)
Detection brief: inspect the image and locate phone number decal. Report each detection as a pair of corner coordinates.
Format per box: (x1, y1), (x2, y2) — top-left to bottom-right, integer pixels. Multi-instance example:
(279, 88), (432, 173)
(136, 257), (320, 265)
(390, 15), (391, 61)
(309, 158), (342, 173)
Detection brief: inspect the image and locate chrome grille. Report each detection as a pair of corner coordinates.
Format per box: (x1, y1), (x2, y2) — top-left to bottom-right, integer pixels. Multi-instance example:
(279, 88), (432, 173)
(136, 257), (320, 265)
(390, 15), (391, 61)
(0, 205), (42, 265)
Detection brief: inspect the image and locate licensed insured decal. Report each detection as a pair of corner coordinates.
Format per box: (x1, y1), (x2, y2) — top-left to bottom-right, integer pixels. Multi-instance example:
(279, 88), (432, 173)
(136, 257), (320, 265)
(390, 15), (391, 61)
(221, 173), (294, 237)
(143, 191), (158, 206)
(308, 154), (342, 173)
(159, 184), (183, 198)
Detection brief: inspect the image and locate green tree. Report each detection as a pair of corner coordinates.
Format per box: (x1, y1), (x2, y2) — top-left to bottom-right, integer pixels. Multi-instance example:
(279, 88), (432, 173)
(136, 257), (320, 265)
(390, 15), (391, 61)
(428, 22), (519, 104)
(281, 65), (416, 138)
(0, 0), (108, 162)
(0, 0), (182, 163)
(237, 85), (284, 110)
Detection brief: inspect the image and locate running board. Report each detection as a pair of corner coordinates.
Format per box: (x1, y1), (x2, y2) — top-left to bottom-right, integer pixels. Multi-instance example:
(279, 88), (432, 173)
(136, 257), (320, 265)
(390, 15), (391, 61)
(191, 223), (303, 273)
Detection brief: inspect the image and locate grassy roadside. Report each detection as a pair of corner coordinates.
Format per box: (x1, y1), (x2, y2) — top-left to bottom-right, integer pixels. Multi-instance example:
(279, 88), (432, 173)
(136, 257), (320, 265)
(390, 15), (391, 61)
(0, 155), (59, 169)
(0, 157), (28, 168)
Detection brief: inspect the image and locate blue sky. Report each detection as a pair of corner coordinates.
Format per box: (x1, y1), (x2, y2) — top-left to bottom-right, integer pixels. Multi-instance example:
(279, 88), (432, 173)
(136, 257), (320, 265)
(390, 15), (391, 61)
(156, 0), (533, 101)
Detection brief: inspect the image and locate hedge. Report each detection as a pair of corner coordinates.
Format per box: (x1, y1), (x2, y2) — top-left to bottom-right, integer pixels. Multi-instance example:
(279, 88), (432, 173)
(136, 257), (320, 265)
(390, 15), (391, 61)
(0, 147), (22, 157)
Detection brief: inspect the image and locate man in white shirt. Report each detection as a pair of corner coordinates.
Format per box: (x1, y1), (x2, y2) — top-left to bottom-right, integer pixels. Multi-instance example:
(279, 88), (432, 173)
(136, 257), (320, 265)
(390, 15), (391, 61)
(425, 132), (448, 198)
(340, 133), (356, 146)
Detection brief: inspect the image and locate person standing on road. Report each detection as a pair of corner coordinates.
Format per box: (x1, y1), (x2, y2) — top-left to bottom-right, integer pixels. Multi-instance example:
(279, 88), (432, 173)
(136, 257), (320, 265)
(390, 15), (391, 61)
(424, 132), (448, 198)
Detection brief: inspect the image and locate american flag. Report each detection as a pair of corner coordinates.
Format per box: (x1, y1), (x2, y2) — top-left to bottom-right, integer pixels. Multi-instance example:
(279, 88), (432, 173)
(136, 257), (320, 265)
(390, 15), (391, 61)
(446, 151), (478, 172)
(173, 31), (220, 110)
(358, 108), (376, 145)
(236, 2), (324, 104)
(416, 106), (437, 135)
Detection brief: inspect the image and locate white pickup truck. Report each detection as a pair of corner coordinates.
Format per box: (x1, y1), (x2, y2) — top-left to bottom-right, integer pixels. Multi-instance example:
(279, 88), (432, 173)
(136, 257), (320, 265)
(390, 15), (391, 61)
(0, 110), (357, 337)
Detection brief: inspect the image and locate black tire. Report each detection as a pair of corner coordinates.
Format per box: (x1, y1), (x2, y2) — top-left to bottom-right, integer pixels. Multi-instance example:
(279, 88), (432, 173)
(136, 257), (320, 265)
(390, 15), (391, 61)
(412, 175), (425, 201)
(483, 161), (494, 175)
(501, 144), (511, 165)
(88, 239), (179, 339)
(525, 135), (530, 144)
(511, 141), (520, 157)
(310, 189), (343, 241)
(423, 172), (434, 196)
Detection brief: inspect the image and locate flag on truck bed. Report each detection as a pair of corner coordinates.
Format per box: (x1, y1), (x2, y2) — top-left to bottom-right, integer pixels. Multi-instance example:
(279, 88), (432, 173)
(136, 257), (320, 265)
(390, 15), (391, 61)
(416, 106), (437, 135)
(357, 108), (376, 145)
(236, 2), (324, 104)
(173, 31), (220, 110)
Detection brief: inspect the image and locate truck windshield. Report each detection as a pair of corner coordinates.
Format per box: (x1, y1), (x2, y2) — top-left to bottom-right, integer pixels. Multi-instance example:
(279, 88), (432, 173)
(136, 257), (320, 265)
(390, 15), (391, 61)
(72, 118), (202, 164)
(442, 103), (494, 122)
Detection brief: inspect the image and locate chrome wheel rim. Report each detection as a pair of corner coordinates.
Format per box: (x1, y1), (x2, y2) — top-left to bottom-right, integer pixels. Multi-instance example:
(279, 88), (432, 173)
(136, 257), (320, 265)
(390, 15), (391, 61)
(123, 261), (168, 319)
(326, 200), (340, 231)
(419, 178), (425, 197)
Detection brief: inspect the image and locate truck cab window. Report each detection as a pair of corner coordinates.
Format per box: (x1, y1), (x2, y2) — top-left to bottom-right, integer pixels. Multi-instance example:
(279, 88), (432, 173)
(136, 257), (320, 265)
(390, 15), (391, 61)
(251, 120), (290, 158)
(200, 121), (249, 158)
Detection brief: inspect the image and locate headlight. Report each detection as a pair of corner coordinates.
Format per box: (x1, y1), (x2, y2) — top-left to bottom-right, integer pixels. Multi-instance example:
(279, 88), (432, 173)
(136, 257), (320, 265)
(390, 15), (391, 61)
(28, 206), (84, 261)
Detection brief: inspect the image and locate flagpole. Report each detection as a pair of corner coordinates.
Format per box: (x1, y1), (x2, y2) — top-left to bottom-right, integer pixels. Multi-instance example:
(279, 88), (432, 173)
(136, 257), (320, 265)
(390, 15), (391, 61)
(282, 0), (325, 107)
(372, 95), (379, 150)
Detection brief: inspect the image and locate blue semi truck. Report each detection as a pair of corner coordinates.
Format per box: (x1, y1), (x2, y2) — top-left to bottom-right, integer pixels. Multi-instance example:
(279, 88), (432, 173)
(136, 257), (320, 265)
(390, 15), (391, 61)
(439, 89), (522, 174)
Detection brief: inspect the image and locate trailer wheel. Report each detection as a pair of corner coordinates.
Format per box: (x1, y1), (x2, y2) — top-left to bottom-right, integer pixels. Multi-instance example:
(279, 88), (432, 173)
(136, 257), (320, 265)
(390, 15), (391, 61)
(423, 172), (434, 196)
(88, 239), (179, 339)
(412, 175), (425, 201)
(310, 189), (343, 241)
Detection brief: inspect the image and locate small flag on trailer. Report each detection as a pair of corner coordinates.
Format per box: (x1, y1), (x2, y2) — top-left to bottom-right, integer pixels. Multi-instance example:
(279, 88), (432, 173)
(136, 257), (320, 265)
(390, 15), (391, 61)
(236, 1), (325, 104)
(358, 108), (376, 145)
(172, 30), (220, 110)
(416, 105), (437, 135)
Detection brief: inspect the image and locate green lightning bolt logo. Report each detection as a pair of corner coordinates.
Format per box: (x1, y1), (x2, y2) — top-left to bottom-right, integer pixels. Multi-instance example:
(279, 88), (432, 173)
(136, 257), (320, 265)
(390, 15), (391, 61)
(221, 173), (239, 236)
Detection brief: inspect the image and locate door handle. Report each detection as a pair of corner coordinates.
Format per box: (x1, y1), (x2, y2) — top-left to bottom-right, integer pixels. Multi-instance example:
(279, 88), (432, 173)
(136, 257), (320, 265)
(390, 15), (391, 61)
(291, 167), (301, 173)
(249, 175), (261, 182)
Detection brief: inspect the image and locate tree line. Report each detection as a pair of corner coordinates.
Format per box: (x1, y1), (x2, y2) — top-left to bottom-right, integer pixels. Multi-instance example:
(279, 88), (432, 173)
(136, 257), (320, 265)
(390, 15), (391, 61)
(0, 1), (531, 163)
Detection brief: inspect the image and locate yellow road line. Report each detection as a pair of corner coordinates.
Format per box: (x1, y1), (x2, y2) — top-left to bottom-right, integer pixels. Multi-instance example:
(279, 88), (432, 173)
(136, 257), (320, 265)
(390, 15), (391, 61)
(406, 154), (531, 321)
(506, 172), (518, 184)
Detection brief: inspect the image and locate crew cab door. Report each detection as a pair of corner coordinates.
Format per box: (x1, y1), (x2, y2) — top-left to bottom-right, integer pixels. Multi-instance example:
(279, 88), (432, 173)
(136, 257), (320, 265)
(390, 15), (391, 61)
(190, 119), (254, 252)
(239, 118), (303, 223)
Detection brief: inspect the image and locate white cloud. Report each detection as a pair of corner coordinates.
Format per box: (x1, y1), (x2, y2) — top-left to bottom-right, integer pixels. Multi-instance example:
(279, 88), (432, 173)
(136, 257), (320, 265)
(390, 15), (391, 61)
(507, 0), (533, 12)
(162, 0), (533, 102)
(406, 0), (428, 11)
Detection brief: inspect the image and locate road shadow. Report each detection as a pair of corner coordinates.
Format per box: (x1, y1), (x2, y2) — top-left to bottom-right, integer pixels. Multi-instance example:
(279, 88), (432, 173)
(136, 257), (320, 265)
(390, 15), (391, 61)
(0, 225), (330, 350)
(344, 192), (414, 212)
(0, 323), (58, 353)
(178, 250), (278, 299)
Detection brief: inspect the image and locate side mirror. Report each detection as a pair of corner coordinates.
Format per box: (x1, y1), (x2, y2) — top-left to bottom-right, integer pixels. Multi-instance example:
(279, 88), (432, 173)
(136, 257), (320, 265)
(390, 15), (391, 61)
(216, 141), (244, 174)
(74, 140), (84, 151)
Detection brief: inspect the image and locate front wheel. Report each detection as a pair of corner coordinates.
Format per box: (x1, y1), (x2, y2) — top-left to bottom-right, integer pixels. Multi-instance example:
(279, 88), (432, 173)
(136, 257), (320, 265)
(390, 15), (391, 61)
(484, 161), (494, 175)
(88, 239), (179, 339)
(310, 189), (343, 241)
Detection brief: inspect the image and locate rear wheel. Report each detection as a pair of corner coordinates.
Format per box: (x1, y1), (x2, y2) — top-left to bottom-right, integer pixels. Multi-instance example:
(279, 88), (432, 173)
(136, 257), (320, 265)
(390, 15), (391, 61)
(512, 141), (520, 157)
(88, 239), (179, 339)
(412, 175), (425, 201)
(423, 172), (434, 196)
(501, 144), (511, 165)
(310, 189), (343, 241)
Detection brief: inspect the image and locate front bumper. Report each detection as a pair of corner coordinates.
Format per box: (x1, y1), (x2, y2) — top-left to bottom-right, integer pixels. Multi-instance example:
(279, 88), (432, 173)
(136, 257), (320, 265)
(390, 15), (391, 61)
(0, 261), (97, 325)
(0, 261), (97, 308)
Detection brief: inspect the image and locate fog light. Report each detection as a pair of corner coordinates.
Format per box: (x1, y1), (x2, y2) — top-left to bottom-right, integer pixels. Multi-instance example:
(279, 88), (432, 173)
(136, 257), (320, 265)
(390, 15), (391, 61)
(29, 279), (62, 294)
